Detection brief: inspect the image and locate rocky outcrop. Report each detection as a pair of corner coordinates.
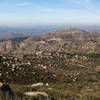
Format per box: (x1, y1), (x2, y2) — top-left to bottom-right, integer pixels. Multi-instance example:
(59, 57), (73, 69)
(0, 41), (16, 54)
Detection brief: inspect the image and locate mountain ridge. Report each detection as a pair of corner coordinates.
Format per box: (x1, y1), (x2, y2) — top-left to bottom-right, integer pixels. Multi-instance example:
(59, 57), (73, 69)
(0, 28), (100, 55)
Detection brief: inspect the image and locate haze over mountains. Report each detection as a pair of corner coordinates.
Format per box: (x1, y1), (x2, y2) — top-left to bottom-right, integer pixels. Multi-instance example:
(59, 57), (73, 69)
(0, 25), (100, 41)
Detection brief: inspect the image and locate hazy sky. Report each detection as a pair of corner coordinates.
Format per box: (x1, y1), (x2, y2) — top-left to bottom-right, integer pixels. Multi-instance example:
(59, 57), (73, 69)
(0, 0), (100, 26)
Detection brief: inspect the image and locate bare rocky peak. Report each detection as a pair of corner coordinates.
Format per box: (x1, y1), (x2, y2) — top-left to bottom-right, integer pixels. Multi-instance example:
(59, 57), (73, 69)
(57, 28), (87, 33)
(41, 28), (91, 41)
(45, 28), (88, 35)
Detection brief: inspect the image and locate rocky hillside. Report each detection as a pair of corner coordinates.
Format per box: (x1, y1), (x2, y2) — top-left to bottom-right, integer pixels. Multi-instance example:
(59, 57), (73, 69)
(0, 28), (100, 100)
(0, 28), (100, 55)
(0, 51), (100, 84)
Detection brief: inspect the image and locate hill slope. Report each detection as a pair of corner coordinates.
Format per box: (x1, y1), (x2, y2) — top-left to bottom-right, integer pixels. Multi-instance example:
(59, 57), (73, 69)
(0, 28), (100, 55)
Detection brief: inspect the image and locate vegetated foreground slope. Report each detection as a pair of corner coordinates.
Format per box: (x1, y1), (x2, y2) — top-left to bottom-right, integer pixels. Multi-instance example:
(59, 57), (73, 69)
(0, 50), (100, 100)
(0, 51), (100, 84)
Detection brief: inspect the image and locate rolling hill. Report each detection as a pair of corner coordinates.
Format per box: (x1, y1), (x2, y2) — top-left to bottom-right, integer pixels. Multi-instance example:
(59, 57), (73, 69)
(0, 28), (100, 55)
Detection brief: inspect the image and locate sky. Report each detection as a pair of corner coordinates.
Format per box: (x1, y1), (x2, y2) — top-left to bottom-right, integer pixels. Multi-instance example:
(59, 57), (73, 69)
(0, 0), (100, 27)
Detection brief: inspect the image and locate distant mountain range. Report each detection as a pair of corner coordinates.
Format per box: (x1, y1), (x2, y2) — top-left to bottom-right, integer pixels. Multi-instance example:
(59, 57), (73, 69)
(0, 28), (100, 55)
(0, 25), (68, 35)
(0, 25), (100, 35)
(0, 32), (29, 41)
